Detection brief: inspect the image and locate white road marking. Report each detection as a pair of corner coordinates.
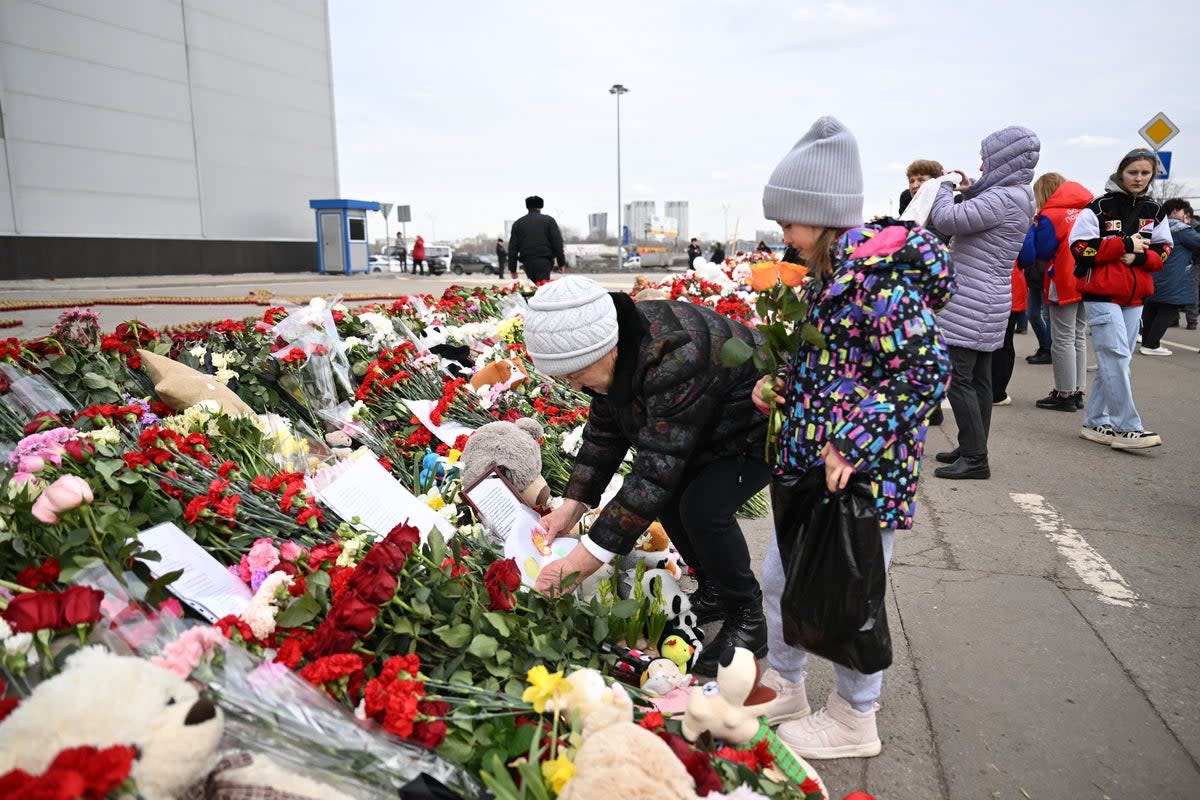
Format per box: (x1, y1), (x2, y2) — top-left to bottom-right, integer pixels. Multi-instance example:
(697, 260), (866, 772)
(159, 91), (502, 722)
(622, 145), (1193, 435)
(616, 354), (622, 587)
(1158, 338), (1199, 354)
(1009, 493), (1142, 607)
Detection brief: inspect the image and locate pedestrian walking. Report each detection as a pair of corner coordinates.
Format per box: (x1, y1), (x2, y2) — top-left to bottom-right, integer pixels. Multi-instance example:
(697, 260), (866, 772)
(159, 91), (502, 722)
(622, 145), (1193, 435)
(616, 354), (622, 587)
(754, 116), (953, 760)
(929, 126), (1041, 480)
(411, 235), (426, 276)
(1070, 148), (1172, 449)
(1021, 175), (1064, 365)
(1018, 175), (1094, 411)
(396, 239), (408, 274)
(1140, 198), (1198, 355)
(686, 237), (703, 267)
(507, 196), (566, 282)
(496, 238), (510, 279)
(524, 276), (771, 677)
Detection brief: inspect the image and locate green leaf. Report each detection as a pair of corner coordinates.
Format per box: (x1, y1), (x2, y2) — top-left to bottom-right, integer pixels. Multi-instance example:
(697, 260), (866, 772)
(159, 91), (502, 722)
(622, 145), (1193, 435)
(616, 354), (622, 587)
(609, 598), (640, 619)
(467, 634), (498, 659)
(427, 527), (446, 565)
(50, 355), (77, 375)
(275, 594), (321, 628)
(719, 337), (754, 368)
(482, 612), (511, 637)
(800, 322), (826, 348)
(81, 372), (110, 390)
(144, 569), (184, 606)
(592, 615), (609, 642)
(433, 622), (473, 649)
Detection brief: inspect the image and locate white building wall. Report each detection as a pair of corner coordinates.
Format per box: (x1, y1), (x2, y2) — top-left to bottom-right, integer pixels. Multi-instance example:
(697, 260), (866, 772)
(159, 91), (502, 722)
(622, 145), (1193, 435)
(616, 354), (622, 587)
(0, 0), (337, 240)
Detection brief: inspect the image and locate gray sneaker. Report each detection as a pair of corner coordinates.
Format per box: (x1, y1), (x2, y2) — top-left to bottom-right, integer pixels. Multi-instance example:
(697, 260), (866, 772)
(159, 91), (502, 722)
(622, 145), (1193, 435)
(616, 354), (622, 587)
(1110, 429), (1162, 450)
(1079, 424), (1115, 445)
(748, 668), (811, 725)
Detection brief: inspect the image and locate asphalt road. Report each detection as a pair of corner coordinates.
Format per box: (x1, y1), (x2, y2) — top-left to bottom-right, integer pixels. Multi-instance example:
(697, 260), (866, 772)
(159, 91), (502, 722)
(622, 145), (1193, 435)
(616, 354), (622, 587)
(4, 271), (1199, 798)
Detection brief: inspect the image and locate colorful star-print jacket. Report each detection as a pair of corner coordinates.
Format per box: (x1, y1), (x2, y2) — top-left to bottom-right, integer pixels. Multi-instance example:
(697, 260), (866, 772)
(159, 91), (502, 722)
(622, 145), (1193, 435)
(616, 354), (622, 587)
(777, 221), (954, 531)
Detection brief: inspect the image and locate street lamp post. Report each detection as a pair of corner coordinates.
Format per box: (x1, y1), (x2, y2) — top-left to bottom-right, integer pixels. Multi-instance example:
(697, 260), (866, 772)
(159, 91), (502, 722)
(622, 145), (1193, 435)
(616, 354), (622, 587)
(609, 84), (628, 248)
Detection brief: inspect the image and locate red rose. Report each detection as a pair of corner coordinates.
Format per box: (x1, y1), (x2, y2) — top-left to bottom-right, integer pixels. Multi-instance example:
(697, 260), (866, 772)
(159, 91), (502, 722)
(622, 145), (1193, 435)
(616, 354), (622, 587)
(62, 438), (95, 463)
(15, 557), (60, 589)
(346, 562), (398, 605)
(656, 731), (723, 796)
(359, 539), (408, 574)
(383, 522), (421, 559)
(22, 411), (64, 435)
(59, 585), (103, 627)
(286, 574), (307, 597)
(303, 621), (358, 658)
(2, 591), (63, 632)
(483, 559), (521, 612)
(331, 594), (379, 635)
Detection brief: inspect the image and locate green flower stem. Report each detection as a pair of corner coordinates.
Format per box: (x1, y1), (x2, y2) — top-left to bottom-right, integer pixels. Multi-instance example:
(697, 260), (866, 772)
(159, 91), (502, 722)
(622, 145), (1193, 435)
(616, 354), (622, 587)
(77, 504), (122, 585)
(0, 578), (34, 594)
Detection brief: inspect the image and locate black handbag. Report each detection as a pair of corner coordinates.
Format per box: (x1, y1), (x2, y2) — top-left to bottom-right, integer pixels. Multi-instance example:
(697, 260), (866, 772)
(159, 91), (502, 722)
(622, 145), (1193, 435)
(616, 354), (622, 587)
(771, 470), (892, 674)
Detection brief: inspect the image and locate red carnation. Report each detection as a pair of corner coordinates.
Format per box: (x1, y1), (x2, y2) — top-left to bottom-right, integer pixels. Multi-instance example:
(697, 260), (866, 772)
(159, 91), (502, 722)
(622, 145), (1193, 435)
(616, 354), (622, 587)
(273, 636), (305, 669)
(483, 558), (521, 612)
(308, 541), (342, 569)
(49, 744), (137, 799)
(411, 700), (450, 748)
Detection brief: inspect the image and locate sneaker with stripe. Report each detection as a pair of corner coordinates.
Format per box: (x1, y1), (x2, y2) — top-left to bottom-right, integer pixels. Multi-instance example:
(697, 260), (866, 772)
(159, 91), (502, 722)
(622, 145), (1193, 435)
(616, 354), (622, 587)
(1079, 424), (1115, 445)
(1110, 429), (1162, 449)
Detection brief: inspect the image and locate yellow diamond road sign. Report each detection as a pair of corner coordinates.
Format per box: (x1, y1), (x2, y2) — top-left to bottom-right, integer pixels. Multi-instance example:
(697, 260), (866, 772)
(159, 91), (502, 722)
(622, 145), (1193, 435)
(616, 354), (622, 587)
(1139, 112), (1179, 150)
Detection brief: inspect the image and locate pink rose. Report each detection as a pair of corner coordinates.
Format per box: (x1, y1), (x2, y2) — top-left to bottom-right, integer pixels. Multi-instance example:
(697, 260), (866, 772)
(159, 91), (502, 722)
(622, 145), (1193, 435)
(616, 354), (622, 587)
(17, 455), (45, 474)
(31, 475), (94, 524)
(279, 541), (303, 563)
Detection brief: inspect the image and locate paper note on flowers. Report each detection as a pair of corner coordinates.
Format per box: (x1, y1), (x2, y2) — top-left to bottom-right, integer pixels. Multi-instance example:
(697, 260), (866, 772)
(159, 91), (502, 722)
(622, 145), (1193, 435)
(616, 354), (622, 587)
(136, 522), (254, 622)
(402, 398), (475, 446)
(315, 453), (454, 542)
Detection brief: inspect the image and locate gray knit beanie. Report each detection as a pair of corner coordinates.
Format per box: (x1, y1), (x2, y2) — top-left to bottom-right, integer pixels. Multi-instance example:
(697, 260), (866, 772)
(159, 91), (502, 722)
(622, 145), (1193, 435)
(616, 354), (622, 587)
(524, 276), (618, 376)
(762, 116), (864, 227)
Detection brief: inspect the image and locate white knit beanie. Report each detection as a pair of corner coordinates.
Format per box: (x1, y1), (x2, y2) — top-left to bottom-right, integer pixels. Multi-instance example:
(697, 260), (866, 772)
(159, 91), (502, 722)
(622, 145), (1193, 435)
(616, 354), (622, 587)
(524, 276), (618, 376)
(762, 115), (864, 227)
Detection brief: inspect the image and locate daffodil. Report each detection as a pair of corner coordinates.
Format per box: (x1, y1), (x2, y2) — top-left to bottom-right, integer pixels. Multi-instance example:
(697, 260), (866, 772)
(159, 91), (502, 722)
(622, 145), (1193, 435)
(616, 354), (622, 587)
(522, 664), (565, 712)
(541, 751), (575, 794)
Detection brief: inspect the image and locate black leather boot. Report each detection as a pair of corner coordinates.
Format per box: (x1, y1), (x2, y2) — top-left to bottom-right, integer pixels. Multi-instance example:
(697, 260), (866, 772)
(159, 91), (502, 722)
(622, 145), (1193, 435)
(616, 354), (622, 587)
(688, 580), (726, 625)
(934, 447), (960, 464)
(692, 596), (768, 676)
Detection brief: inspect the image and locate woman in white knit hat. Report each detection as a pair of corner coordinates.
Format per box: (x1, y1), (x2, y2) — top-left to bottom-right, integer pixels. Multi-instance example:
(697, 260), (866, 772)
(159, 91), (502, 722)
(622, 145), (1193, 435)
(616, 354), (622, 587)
(753, 116), (954, 759)
(525, 274), (771, 676)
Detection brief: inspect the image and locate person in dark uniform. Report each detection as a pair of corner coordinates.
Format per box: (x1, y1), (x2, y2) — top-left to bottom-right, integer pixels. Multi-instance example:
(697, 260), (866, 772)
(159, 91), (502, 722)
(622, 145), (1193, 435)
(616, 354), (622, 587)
(686, 237), (703, 266)
(496, 238), (510, 279)
(508, 196), (566, 282)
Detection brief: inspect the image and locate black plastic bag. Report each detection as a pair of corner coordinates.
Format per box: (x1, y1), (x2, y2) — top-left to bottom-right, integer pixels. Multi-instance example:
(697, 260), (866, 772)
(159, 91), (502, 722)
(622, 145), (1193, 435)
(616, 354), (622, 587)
(771, 470), (892, 674)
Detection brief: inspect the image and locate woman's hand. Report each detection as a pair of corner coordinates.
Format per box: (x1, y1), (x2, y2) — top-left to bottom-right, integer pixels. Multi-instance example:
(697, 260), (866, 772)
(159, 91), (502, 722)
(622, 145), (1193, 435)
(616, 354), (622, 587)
(752, 375), (785, 414)
(944, 169), (970, 192)
(821, 442), (855, 493)
(1130, 235), (1147, 253)
(539, 499), (587, 544)
(1121, 253), (1137, 265)
(533, 545), (603, 596)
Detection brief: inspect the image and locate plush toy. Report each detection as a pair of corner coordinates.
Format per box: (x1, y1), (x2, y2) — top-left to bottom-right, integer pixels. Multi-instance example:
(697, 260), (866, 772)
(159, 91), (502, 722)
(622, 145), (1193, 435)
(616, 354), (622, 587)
(458, 418), (550, 508)
(0, 647), (353, 800)
(642, 568), (704, 670)
(469, 358), (528, 391)
(682, 647), (827, 799)
(557, 681), (696, 800)
(659, 635), (695, 674)
(640, 657), (690, 697)
(632, 521), (685, 579)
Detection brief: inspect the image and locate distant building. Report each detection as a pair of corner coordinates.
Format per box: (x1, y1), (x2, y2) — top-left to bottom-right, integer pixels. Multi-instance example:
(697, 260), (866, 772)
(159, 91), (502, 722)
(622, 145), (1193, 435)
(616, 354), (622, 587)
(504, 220), (514, 240)
(624, 201), (655, 242)
(587, 212), (608, 240)
(755, 230), (783, 245)
(664, 201), (689, 241)
(0, 0), (339, 279)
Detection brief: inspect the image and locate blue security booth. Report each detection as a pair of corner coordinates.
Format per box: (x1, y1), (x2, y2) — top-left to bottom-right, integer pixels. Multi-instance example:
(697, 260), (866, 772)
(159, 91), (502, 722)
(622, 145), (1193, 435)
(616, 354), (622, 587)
(309, 199), (380, 274)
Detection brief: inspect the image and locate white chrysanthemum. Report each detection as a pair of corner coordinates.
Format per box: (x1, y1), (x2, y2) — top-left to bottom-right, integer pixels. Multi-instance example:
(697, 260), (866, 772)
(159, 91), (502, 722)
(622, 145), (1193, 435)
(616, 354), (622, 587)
(87, 427), (121, 445)
(561, 425), (585, 457)
(213, 368), (237, 385)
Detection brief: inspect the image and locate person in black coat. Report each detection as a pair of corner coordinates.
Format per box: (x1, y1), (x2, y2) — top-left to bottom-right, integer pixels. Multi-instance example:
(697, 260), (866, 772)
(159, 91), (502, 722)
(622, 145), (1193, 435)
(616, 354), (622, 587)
(496, 238), (510, 279)
(710, 242), (726, 264)
(686, 237), (703, 266)
(508, 196), (566, 282)
(524, 276), (770, 675)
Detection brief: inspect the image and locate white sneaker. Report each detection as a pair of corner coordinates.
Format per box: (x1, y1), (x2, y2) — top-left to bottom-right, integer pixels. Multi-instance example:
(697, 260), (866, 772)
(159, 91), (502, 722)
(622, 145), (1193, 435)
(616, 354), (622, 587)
(1110, 429), (1162, 449)
(750, 668), (811, 725)
(1079, 424), (1115, 445)
(777, 691), (882, 759)
(993, 394), (1012, 406)
(1139, 346), (1172, 356)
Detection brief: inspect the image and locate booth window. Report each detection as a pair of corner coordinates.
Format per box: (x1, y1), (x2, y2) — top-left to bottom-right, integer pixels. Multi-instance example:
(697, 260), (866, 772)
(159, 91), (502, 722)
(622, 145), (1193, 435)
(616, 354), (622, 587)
(348, 217), (366, 242)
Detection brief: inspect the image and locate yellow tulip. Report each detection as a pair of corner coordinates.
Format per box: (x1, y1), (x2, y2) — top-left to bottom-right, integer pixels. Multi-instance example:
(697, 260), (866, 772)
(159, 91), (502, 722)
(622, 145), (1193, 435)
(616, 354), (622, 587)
(749, 261), (779, 292)
(778, 261), (809, 287)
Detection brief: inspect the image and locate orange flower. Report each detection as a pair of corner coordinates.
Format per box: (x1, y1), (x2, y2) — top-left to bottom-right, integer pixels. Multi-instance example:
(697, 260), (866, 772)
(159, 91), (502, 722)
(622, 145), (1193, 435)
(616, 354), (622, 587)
(778, 261), (809, 287)
(749, 261), (779, 292)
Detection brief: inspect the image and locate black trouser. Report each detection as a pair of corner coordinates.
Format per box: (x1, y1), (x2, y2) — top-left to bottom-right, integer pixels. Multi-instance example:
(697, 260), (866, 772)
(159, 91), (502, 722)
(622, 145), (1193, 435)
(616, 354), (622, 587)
(522, 257), (553, 283)
(412, 258), (425, 275)
(990, 312), (1019, 402)
(947, 345), (993, 459)
(657, 454), (771, 605)
(1141, 301), (1181, 348)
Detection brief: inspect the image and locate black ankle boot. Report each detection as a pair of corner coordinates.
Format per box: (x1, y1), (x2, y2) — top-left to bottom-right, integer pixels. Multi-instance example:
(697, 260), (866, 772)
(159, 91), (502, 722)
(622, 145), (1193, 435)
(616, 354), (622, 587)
(688, 580), (725, 625)
(934, 455), (991, 480)
(1026, 348), (1052, 365)
(934, 448), (960, 464)
(692, 597), (768, 676)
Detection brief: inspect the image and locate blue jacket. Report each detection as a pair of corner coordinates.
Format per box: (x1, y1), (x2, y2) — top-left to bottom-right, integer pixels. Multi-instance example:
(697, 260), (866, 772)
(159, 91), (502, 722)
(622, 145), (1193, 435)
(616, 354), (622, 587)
(1151, 218), (1200, 305)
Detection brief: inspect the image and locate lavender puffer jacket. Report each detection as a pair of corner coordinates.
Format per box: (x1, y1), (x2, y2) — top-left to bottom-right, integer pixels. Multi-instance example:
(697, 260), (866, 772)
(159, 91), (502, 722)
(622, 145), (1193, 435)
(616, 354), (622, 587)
(930, 126), (1040, 351)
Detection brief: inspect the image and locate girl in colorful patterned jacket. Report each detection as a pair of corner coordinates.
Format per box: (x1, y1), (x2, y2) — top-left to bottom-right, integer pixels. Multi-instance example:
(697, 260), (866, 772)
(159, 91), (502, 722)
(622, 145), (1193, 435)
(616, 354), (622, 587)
(751, 116), (953, 760)
(1069, 149), (1173, 449)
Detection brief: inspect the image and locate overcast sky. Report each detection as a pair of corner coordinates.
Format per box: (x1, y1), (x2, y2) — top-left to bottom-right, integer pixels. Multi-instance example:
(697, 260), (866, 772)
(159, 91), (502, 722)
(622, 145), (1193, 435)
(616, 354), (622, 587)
(328, 0), (1199, 245)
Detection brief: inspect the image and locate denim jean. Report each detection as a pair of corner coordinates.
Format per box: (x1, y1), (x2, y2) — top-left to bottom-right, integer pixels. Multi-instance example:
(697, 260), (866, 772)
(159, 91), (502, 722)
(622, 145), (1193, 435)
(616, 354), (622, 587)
(1083, 302), (1143, 432)
(1027, 286), (1052, 351)
(1048, 302), (1087, 393)
(764, 527), (896, 712)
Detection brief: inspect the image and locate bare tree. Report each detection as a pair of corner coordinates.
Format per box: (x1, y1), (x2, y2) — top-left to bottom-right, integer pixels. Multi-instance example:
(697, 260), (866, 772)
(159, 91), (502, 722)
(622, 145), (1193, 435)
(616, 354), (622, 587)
(1152, 177), (1196, 203)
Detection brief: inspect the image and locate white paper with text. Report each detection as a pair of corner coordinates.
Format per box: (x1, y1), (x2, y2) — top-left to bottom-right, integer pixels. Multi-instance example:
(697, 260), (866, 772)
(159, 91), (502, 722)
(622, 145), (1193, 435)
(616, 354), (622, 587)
(136, 522), (254, 622)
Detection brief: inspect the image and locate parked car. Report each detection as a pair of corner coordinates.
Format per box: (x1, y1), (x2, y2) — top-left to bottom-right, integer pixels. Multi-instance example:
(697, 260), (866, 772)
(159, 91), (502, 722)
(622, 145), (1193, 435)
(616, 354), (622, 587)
(368, 255), (400, 272)
(423, 245), (452, 275)
(449, 252), (497, 275)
